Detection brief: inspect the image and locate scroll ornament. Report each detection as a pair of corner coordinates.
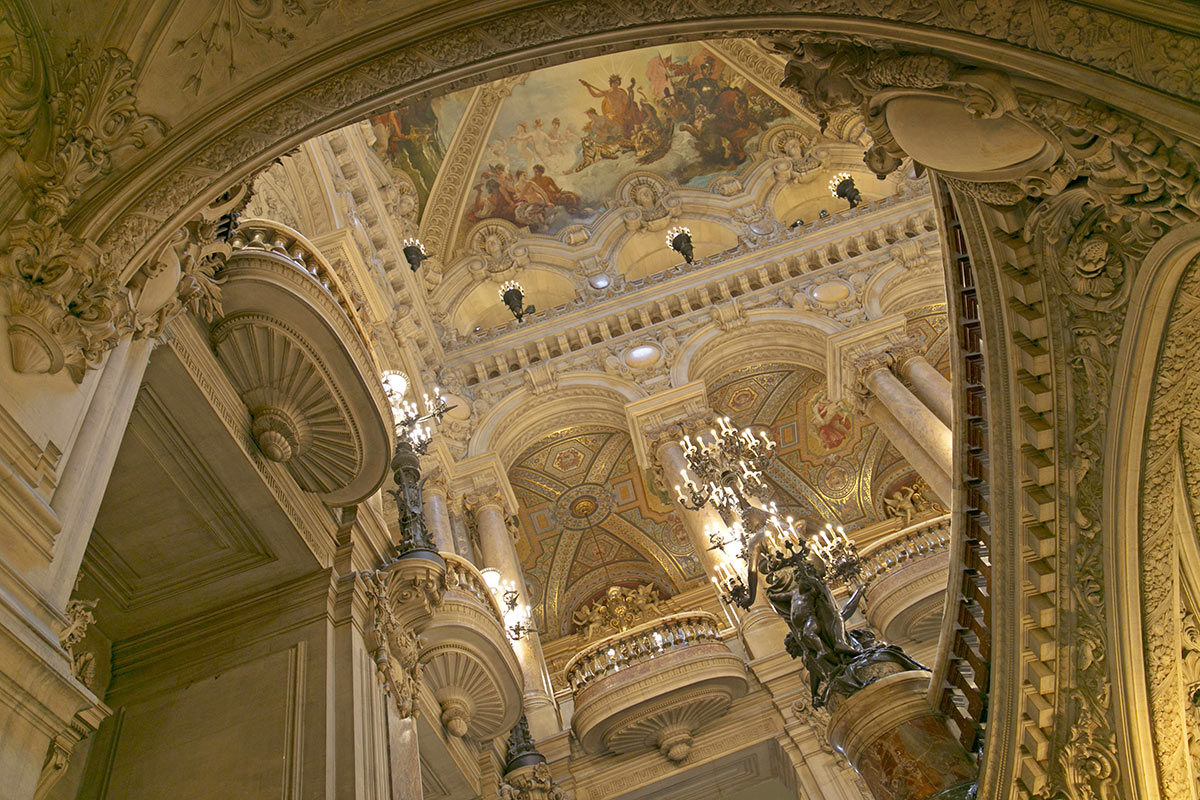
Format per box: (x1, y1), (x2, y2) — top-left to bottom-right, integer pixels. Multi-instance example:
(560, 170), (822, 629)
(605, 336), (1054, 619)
(363, 571), (421, 718)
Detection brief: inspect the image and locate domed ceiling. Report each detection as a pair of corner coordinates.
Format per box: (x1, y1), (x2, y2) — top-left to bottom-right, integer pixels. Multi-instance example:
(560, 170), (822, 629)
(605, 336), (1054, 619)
(508, 426), (706, 639)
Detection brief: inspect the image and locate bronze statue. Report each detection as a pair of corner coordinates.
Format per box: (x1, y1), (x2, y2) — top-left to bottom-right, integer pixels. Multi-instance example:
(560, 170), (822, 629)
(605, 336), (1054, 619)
(748, 533), (925, 707)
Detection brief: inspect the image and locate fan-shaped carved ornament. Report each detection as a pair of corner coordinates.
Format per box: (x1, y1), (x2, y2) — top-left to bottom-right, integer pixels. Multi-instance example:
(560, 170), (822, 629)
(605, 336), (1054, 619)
(211, 221), (392, 505)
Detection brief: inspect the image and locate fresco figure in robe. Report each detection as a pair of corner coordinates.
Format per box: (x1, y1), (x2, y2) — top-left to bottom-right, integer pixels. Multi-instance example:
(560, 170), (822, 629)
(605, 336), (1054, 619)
(464, 43), (794, 236)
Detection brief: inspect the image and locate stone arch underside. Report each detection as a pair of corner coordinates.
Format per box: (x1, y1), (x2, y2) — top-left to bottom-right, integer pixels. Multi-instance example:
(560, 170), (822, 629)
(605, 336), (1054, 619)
(9, 4), (1200, 799)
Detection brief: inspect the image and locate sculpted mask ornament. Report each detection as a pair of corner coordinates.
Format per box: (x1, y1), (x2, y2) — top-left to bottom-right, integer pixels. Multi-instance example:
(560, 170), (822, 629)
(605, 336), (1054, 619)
(618, 173), (676, 231)
(466, 222), (526, 280)
(59, 597), (99, 689)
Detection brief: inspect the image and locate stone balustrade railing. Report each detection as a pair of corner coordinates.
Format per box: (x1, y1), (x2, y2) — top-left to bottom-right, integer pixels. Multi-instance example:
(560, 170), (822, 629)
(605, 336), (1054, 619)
(445, 187), (937, 388)
(563, 611), (724, 694)
(230, 219), (379, 369)
(859, 514), (951, 587)
(441, 553), (506, 627)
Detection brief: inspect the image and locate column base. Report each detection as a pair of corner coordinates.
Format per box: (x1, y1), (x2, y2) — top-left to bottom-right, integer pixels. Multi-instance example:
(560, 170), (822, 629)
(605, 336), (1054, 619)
(827, 671), (975, 800)
(739, 603), (789, 661)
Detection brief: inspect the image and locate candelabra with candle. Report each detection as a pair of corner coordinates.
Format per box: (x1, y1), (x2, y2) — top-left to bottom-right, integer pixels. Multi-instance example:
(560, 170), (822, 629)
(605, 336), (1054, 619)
(383, 370), (454, 559)
(810, 522), (864, 586)
(674, 416), (776, 523)
(482, 568), (538, 641)
(675, 416), (866, 608)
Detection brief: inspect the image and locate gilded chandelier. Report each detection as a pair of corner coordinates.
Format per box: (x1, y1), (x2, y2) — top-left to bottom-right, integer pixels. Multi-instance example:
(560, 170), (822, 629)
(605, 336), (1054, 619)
(674, 417), (863, 607)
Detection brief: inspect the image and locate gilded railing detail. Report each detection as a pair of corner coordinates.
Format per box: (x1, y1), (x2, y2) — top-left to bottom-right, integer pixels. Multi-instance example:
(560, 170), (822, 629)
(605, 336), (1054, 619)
(564, 611), (724, 694)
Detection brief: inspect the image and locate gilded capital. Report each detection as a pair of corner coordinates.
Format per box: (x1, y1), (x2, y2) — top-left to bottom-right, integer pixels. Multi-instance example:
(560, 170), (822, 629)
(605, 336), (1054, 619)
(624, 381), (712, 472)
(825, 315), (908, 404)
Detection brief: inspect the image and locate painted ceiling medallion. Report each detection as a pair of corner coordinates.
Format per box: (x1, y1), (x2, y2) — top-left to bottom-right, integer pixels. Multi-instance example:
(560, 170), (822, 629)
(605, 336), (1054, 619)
(554, 484), (614, 530)
(569, 496), (598, 517)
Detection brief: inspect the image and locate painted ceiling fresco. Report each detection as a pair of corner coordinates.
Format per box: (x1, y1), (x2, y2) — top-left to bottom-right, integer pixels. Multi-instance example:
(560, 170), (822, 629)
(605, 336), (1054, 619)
(368, 89), (471, 213)
(509, 427), (706, 639)
(708, 364), (921, 531)
(463, 43), (795, 236)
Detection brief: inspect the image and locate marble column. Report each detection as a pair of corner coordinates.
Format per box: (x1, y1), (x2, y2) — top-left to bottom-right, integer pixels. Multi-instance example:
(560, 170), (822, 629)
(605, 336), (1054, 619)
(895, 351), (952, 429)
(863, 360), (952, 473)
(421, 472), (455, 555)
(467, 486), (558, 740)
(827, 671), (976, 800)
(626, 384), (788, 660)
(827, 316), (952, 505)
(653, 437), (723, 577)
(861, 396), (951, 504)
(447, 503), (475, 564)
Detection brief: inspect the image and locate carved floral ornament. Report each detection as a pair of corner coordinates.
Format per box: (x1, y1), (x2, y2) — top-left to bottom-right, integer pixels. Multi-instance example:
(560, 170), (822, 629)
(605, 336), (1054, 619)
(761, 34), (1200, 293)
(751, 33), (1200, 800)
(363, 569), (423, 719)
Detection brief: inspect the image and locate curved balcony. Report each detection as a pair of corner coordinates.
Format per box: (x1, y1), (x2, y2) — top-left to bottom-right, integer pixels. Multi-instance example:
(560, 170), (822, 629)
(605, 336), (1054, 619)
(860, 514), (951, 655)
(418, 554), (523, 741)
(212, 219), (391, 505)
(565, 611), (747, 763)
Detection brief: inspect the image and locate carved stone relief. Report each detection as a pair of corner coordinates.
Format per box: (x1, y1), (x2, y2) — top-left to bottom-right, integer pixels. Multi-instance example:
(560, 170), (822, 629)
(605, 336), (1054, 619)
(571, 583), (664, 641)
(364, 569), (422, 719)
(1139, 256), (1200, 800)
(0, 44), (166, 380)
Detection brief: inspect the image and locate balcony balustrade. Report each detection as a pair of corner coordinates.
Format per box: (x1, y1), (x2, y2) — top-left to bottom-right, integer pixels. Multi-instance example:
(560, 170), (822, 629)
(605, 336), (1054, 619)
(860, 514), (952, 659)
(564, 611), (747, 763)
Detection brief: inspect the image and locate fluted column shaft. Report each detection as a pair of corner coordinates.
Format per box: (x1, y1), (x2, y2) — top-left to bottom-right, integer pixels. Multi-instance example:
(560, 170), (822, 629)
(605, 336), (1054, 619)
(473, 499), (558, 738)
(422, 480), (455, 555)
(896, 354), (952, 428)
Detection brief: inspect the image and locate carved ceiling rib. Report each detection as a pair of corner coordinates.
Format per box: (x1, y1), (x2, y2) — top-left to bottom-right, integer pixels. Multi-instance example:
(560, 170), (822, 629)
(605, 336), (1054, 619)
(419, 80), (519, 288)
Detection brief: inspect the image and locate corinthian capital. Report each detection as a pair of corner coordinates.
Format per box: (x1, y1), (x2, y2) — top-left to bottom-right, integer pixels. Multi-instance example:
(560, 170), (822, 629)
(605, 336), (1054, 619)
(624, 381), (713, 472)
(825, 315), (908, 404)
(451, 453), (517, 515)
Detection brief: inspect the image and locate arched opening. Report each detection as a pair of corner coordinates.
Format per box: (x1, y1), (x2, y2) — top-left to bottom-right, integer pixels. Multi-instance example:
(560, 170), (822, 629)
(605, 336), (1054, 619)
(1, 5), (1196, 800)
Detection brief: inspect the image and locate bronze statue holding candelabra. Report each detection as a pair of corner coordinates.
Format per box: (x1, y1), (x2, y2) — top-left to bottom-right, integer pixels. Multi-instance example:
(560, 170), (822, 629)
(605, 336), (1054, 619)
(673, 416), (925, 708)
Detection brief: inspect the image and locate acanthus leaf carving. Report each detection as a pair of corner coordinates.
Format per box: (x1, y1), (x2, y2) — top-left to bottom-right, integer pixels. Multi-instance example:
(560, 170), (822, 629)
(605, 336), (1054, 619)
(1, 44), (165, 381)
(363, 569), (422, 719)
